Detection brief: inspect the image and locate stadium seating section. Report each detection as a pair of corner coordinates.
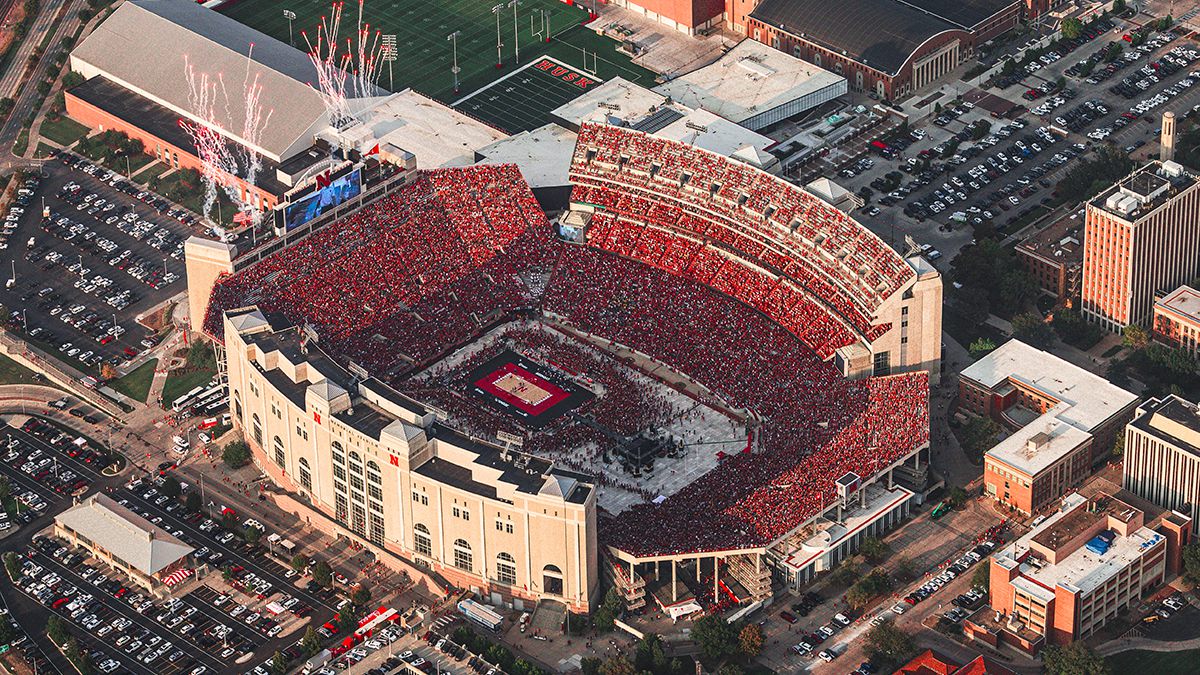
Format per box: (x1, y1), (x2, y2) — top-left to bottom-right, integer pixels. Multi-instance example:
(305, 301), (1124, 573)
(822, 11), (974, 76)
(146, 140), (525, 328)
(204, 158), (928, 557)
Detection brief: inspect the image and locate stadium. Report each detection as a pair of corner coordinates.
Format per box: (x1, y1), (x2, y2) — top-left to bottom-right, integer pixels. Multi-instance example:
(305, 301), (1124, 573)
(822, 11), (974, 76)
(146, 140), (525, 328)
(191, 122), (940, 616)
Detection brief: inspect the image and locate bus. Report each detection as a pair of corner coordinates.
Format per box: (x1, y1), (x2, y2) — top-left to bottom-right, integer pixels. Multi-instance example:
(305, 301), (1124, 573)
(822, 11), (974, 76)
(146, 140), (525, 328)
(171, 386), (205, 412)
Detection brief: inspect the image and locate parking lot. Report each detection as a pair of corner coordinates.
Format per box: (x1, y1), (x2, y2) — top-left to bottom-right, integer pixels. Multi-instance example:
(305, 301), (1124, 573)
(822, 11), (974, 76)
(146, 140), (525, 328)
(2, 151), (194, 375)
(840, 20), (1200, 266)
(0, 415), (104, 529)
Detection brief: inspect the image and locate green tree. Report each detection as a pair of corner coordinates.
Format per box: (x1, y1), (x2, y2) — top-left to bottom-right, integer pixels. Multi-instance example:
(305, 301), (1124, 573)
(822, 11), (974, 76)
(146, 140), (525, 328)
(858, 536), (889, 564)
(581, 657), (603, 675)
(891, 557), (915, 583)
(1042, 642), (1110, 675)
(947, 486), (968, 509)
(971, 562), (990, 592)
(351, 585), (372, 606)
(222, 440), (251, 468)
(242, 525), (262, 545)
(1111, 433), (1125, 458)
(301, 626), (321, 657)
(959, 415), (1002, 461)
(634, 633), (673, 673)
(599, 655), (636, 675)
(271, 650), (288, 675)
(161, 475), (181, 499)
(46, 615), (69, 645)
(3, 552), (20, 580)
(1113, 0), (1125, 12)
(62, 71), (85, 88)
(1182, 540), (1200, 584)
(865, 621), (916, 663)
(312, 560), (333, 587)
(692, 615), (737, 662)
(829, 560), (859, 586)
(291, 554), (308, 572)
(1011, 312), (1055, 349)
(1061, 17), (1084, 39)
(716, 665), (746, 675)
(1123, 324), (1151, 350)
(968, 338), (997, 358)
(185, 491), (202, 513)
(847, 569), (894, 610)
(737, 623), (764, 659)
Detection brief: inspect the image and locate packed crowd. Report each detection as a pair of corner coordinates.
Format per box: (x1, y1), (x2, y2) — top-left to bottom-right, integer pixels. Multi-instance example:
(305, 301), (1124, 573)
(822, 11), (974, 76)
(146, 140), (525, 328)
(570, 122), (913, 339)
(206, 162), (930, 557)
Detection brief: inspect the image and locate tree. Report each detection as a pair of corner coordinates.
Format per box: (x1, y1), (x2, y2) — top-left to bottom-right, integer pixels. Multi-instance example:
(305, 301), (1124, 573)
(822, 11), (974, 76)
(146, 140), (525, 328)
(947, 486), (968, 509)
(1061, 17), (1084, 39)
(46, 615), (69, 645)
(599, 655), (636, 675)
(581, 657), (602, 675)
(737, 623), (764, 659)
(1182, 540), (1200, 584)
(1042, 642), (1110, 675)
(858, 536), (889, 564)
(271, 650), (288, 675)
(242, 525), (262, 545)
(969, 338), (998, 359)
(1123, 324), (1151, 350)
(847, 569), (894, 610)
(222, 440), (251, 468)
(291, 554), (307, 572)
(865, 622), (916, 663)
(185, 491), (202, 513)
(692, 615), (737, 662)
(351, 585), (372, 606)
(891, 557), (915, 582)
(634, 634), (674, 673)
(301, 626), (321, 657)
(2, 552), (19, 581)
(312, 560), (333, 587)
(716, 665), (746, 675)
(160, 475), (181, 499)
(971, 562), (990, 592)
(959, 415), (1001, 462)
(829, 560), (859, 587)
(1011, 312), (1055, 349)
(1113, 0), (1125, 12)
(62, 71), (85, 88)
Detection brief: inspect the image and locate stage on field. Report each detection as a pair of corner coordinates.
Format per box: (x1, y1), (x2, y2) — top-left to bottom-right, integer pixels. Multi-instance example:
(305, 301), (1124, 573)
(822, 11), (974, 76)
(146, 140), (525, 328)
(466, 348), (594, 427)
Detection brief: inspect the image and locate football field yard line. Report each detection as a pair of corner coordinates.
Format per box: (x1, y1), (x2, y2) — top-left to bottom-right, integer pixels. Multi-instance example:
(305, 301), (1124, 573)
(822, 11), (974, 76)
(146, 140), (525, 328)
(452, 55), (604, 132)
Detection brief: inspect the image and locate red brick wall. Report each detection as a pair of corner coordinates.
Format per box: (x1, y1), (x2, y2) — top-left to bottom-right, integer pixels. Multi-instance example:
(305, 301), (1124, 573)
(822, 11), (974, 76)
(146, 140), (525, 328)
(1049, 587), (1077, 645)
(65, 91), (277, 211)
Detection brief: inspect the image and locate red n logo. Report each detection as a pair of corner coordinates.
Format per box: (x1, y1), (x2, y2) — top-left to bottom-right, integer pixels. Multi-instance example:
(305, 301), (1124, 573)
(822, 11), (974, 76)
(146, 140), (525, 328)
(389, 454), (399, 467)
(313, 411), (321, 424)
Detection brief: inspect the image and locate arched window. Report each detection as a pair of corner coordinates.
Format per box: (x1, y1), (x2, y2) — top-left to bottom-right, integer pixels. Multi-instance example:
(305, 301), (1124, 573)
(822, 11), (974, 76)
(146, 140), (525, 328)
(272, 436), (285, 467)
(251, 414), (262, 445)
(298, 457), (312, 492)
(366, 461), (383, 502)
(542, 564), (564, 596)
(414, 524), (432, 557)
(452, 539), (473, 572)
(496, 553), (517, 585)
(331, 441), (345, 465)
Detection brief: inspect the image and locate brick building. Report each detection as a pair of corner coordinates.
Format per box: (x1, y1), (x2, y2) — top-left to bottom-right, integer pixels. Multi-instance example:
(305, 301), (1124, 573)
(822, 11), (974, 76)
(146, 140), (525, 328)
(965, 483), (1187, 653)
(737, 0), (1020, 99)
(1081, 161), (1200, 332)
(1016, 210), (1084, 301)
(1151, 285), (1200, 356)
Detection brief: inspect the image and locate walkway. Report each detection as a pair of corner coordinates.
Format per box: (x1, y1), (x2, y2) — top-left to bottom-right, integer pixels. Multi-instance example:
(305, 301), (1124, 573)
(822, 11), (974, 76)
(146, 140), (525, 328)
(1096, 635), (1200, 657)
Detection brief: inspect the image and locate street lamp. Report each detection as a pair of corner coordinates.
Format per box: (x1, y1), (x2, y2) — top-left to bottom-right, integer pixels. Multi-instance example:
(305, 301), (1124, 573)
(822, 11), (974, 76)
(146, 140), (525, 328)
(492, 4), (504, 68)
(283, 9), (297, 45)
(447, 32), (461, 93)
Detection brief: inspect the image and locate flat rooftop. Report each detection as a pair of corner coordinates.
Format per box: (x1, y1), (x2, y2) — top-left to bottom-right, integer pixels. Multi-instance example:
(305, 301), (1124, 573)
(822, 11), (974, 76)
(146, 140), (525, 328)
(1156, 285), (1200, 327)
(961, 339), (1138, 433)
(652, 109), (779, 171)
(651, 40), (846, 124)
(552, 77), (671, 129)
(476, 124), (576, 189)
(986, 411), (1091, 477)
(335, 90), (507, 169)
(1017, 210), (1084, 267)
(1131, 395), (1200, 456)
(1090, 161), (1196, 220)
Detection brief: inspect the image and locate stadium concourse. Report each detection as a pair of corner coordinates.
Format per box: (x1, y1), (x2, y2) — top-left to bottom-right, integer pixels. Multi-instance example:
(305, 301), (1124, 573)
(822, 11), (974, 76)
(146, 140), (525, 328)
(197, 129), (935, 615)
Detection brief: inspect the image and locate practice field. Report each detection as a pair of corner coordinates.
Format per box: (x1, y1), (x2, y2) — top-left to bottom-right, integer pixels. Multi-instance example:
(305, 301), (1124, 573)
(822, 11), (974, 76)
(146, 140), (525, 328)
(453, 56), (603, 132)
(222, 0), (594, 100)
(466, 349), (594, 427)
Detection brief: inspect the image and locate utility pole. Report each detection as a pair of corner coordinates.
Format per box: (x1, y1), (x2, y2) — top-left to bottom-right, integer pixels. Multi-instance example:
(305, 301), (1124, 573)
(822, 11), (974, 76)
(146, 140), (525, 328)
(493, 4), (504, 68)
(283, 10), (296, 45)
(381, 34), (397, 91)
(447, 32), (461, 93)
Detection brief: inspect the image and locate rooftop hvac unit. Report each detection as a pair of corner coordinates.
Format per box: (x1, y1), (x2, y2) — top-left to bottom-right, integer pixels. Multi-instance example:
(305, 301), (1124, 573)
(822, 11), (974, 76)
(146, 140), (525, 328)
(1117, 195), (1139, 215)
(1161, 160), (1185, 178)
(1105, 192), (1125, 210)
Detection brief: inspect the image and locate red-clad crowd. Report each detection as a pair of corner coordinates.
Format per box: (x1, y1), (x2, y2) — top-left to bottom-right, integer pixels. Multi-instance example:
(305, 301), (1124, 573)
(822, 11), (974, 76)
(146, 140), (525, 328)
(204, 157), (929, 559)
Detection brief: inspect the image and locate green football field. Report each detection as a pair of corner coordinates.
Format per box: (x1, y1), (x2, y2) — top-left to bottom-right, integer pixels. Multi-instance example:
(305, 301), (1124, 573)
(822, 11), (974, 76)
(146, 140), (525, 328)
(220, 0), (630, 101)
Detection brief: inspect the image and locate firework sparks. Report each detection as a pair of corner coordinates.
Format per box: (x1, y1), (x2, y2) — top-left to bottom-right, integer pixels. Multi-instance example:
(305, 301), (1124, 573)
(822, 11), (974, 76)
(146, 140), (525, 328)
(303, 0), (383, 126)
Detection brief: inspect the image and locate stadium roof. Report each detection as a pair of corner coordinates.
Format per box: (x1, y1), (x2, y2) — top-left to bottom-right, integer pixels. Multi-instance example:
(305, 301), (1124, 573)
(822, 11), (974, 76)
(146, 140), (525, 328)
(70, 0), (341, 161)
(749, 0), (1012, 75)
(552, 77), (672, 129)
(56, 494), (194, 576)
(476, 124), (576, 189)
(653, 109), (780, 172)
(652, 40), (846, 124)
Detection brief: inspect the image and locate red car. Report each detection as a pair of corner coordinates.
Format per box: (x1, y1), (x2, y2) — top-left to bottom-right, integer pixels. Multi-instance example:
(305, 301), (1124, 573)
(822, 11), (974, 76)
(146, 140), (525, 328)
(123, 347), (138, 357)
(781, 611), (797, 624)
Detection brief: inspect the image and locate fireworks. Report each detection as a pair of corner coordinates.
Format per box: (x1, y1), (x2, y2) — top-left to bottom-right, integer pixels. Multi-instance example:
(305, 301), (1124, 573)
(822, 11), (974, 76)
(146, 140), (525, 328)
(179, 49), (274, 226)
(303, 0), (383, 126)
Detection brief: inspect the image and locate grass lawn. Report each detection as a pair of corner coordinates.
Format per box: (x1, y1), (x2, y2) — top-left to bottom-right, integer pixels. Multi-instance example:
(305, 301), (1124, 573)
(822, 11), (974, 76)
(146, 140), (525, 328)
(33, 142), (57, 158)
(110, 358), (157, 403)
(132, 161), (169, 184)
(13, 128), (28, 157)
(1107, 649), (1200, 673)
(221, 0), (608, 101)
(38, 116), (90, 146)
(162, 366), (217, 408)
(0, 353), (45, 385)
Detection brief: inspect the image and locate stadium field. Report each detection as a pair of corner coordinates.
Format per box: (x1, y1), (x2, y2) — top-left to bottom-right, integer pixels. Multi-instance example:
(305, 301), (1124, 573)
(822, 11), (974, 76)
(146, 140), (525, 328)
(453, 56), (603, 132)
(218, 0), (647, 102)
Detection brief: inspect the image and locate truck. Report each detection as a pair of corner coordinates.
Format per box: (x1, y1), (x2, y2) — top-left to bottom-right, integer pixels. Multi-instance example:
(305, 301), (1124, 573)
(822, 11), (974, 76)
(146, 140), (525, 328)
(302, 649), (331, 673)
(458, 599), (503, 632)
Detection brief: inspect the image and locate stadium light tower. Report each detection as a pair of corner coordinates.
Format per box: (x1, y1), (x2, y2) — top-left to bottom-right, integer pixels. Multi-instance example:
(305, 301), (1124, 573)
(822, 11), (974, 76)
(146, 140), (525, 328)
(283, 9), (296, 45)
(509, 0), (520, 62)
(447, 31), (461, 93)
(492, 4), (504, 68)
